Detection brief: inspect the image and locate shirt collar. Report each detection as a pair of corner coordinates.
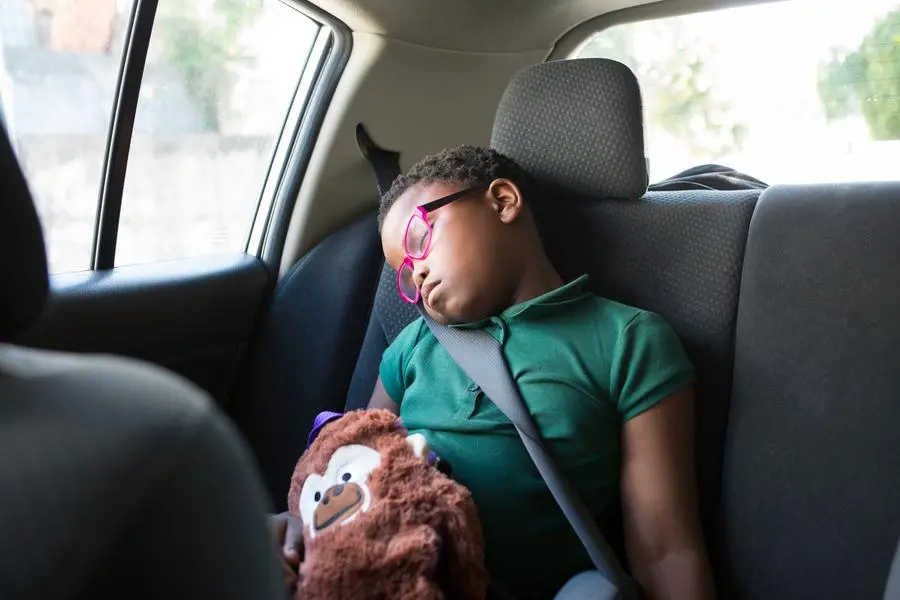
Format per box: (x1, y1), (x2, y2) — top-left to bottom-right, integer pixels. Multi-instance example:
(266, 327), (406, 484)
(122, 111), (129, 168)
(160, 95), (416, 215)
(501, 274), (591, 320)
(450, 274), (592, 330)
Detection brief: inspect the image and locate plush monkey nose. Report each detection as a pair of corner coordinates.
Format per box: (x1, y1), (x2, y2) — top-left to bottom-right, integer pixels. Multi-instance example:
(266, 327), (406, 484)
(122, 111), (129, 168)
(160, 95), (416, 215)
(321, 484), (344, 505)
(314, 482), (364, 532)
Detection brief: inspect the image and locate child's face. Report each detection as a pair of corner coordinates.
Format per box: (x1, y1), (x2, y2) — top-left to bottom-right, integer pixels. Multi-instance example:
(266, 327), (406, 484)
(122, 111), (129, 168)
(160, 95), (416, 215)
(381, 180), (525, 325)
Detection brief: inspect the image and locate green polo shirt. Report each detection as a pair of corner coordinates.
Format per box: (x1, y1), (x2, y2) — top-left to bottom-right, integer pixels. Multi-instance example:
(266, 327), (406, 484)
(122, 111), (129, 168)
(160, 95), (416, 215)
(378, 275), (694, 598)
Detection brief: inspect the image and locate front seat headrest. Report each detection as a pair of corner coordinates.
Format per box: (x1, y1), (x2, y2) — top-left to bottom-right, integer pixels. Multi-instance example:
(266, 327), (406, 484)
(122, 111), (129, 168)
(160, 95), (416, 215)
(491, 58), (648, 200)
(0, 123), (49, 341)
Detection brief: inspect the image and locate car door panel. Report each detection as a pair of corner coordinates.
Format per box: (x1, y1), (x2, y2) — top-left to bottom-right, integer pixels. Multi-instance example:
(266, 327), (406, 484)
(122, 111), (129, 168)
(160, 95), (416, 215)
(20, 254), (269, 404)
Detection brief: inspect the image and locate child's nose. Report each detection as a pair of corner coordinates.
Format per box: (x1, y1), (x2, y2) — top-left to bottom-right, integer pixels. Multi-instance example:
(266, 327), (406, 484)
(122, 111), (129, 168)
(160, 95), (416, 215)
(412, 260), (429, 286)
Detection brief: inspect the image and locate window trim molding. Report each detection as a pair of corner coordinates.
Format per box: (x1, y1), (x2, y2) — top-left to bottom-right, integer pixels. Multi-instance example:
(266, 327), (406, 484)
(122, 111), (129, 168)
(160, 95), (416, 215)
(250, 1), (353, 274)
(91, 0), (158, 270)
(243, 19), (324, 256)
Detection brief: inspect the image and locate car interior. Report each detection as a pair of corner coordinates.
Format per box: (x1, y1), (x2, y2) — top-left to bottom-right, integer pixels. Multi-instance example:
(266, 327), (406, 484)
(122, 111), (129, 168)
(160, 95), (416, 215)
(1, 0), (899, 598)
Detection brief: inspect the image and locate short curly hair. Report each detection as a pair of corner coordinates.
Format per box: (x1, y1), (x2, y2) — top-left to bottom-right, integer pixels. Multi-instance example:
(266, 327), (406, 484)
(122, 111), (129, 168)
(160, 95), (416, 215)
(377, 145), (532, 231)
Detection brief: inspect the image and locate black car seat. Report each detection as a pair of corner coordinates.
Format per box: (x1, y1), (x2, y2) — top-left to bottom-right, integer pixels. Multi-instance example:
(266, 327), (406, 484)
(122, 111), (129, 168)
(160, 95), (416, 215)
(345, 58), (761, 584)
(230, 209), (384, 512)
(722, 182), (900, 599)
(0, 123), (282, 599)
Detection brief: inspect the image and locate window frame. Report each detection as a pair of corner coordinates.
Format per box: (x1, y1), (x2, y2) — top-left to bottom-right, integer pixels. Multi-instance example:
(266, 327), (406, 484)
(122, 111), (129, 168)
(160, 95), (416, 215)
(548, 2), (719, 61)
(247, 5), (351, 270)
(83, 0), (350, 272)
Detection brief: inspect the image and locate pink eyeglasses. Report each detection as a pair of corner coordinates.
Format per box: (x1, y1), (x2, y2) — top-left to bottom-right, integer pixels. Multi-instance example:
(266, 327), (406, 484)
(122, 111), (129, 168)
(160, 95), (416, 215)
(397, 186), (485, 304)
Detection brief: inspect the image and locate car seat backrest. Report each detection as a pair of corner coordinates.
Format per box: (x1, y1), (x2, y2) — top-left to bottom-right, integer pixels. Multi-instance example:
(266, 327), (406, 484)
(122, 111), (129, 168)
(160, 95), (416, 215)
(0, 123), (48, 342)
(345, 262), (420, 410)
(722, 182), (900, 599)
(233, 210), (384, 510)
(348, 58), (761, 573)
(490, 58), (760, 570)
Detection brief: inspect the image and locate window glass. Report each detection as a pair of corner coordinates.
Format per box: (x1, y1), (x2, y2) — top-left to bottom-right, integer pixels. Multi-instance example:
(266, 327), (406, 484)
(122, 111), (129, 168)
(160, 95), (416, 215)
(115, 0), (319, 267)
(1, 0), (135, 274)
(574, 0), (900, 184)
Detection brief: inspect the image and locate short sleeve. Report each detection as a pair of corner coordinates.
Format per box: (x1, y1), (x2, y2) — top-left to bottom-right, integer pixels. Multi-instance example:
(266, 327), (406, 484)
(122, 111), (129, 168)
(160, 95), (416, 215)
(610, 311), (695, 422)
(378, 319), (425, 404)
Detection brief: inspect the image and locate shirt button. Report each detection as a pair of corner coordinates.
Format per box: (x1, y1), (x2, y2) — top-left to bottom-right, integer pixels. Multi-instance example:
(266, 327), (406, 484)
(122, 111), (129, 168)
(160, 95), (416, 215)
(468, 383), (480, 393)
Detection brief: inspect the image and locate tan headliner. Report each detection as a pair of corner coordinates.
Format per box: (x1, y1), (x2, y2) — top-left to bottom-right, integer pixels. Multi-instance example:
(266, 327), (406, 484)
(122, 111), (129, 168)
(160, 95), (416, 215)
(303, 0), (661, 52)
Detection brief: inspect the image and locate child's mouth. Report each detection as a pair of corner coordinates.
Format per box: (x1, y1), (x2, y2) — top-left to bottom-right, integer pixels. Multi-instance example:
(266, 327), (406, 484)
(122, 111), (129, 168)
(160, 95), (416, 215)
(422, 281), (440, 306)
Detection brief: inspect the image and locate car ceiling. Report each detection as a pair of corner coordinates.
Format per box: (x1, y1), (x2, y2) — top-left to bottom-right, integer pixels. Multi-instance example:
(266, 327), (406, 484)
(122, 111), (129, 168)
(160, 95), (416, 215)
(304, 0), (662, 52)
(304, 0), (781, 52)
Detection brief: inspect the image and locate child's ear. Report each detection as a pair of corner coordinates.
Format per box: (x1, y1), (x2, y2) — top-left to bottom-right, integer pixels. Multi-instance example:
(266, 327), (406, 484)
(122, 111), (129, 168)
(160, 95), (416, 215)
(488, 179), (524, 224)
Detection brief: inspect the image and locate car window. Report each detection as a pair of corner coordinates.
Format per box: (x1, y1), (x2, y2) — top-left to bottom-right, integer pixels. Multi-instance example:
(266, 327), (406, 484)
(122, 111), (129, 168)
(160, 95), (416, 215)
(1, 0), (323, 273)
(573, 0), (900, 185)
(1, 0), (136, 274)
(116, 0), (318, 267)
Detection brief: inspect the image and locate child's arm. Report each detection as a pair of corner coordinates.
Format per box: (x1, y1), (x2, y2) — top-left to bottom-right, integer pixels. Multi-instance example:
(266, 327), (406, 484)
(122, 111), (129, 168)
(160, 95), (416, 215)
(367, 376), (399, 415)
(619, 385), (716, 600)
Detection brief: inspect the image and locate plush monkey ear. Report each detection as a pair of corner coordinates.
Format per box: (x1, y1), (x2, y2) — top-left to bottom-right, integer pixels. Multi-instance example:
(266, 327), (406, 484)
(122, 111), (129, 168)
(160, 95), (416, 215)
(406, 433), (429, 459)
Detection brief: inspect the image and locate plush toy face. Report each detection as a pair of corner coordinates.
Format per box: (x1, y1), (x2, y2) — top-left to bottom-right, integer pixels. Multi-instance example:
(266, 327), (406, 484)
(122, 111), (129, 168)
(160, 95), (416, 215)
(298, 444), (381, 538)
(297, 433), (429, 539)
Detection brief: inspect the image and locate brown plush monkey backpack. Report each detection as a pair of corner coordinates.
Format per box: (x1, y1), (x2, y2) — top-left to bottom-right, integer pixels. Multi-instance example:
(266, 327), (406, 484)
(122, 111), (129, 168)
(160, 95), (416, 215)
(287, 409), (489, 600)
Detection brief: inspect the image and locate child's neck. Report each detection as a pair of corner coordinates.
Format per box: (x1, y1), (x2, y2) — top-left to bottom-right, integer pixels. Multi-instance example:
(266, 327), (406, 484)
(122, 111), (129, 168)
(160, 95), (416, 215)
(509, 255), (564, 308)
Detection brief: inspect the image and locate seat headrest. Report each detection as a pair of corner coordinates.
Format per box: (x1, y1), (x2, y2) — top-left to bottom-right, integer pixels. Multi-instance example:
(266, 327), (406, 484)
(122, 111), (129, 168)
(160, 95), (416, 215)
(491, 58), (648, 200)
(0, 123), (49, 341)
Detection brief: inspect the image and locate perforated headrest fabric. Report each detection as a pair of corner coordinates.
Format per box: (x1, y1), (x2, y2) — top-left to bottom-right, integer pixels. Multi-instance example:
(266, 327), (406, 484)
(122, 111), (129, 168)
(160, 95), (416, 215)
(491, 58), (648, 200)
(0, 124), (48, 341)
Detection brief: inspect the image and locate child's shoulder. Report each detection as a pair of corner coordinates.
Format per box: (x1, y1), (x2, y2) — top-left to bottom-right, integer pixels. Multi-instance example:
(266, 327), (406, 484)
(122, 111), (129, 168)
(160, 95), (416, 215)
(574, 294), (686, 364)
(580, 292), (670, 332)
(386, 318), (430, 352)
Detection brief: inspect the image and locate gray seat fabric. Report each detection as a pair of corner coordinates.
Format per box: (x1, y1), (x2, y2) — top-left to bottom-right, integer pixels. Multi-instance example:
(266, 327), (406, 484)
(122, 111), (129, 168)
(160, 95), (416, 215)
(527, 188), (756, 559)
(0, 123), (282, 599)
(722, 182), (900, 599)
(0, 346), (284, 600)
(344, 263), (418, 410)
(347, 59), (760, 583)
(493, 60), (759, 576)
(492, 58), (648, 200)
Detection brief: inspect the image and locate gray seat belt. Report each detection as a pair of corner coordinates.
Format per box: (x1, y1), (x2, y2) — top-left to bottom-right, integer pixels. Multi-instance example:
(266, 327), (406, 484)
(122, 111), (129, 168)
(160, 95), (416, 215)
(416, 304), (640, 600)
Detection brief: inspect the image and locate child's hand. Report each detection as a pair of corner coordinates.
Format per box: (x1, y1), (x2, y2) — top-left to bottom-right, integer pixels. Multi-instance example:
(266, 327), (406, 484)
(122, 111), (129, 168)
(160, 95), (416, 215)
(269, 511), (304, 589)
